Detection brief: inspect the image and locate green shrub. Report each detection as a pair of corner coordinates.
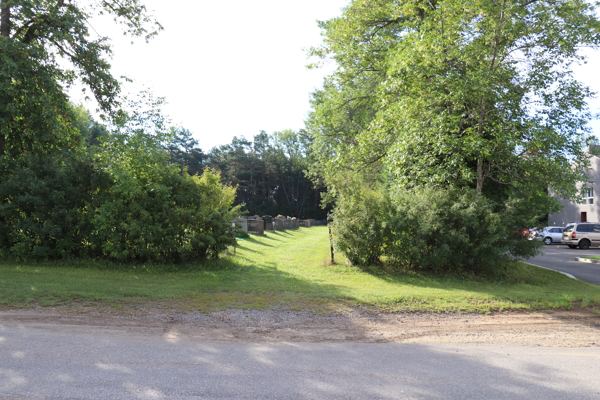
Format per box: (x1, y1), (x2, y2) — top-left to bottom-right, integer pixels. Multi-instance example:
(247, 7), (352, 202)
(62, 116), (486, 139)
(333, 186), (542, 273)
(0, 153), (96, 259)
(393, 187), (542, 272)
(0, 137), (239, 263)
(90, 154), (239, 262)
(332, 187), (395, 265)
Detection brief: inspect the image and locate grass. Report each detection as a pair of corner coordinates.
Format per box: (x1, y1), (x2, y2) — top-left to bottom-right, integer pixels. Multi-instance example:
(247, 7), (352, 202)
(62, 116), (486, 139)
(1, 226), (600, 314)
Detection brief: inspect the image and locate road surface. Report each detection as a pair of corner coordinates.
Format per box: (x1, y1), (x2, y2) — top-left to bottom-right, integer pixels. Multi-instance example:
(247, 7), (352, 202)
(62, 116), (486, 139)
(528, 245), (600, 285)
(1, 321), (599, 400)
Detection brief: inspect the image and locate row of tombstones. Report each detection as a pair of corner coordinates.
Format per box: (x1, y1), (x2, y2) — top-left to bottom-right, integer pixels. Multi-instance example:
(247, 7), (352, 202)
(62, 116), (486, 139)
(232, 216), (320, 236)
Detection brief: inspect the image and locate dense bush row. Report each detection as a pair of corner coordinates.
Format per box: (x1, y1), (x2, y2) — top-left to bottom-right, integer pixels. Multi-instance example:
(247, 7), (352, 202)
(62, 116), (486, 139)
(333, 186), (545, 273)
(0, 134), (239, 263)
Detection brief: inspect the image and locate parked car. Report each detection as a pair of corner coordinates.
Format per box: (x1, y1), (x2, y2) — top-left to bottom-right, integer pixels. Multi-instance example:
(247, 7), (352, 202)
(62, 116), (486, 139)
(562, 222), (600, 249)
(528, 227), (541, 240)
(535, 226), (565, 245)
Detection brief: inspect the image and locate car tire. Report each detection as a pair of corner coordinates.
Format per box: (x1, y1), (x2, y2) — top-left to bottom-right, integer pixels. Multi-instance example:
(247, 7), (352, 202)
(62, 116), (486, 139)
(543, 237), (552, 245)
(568, 245), (578, 249)
(579, 240), (591, 250)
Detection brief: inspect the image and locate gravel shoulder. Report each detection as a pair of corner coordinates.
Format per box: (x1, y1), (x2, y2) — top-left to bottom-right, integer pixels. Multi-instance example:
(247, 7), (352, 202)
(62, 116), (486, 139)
(1, 306), (599, 347)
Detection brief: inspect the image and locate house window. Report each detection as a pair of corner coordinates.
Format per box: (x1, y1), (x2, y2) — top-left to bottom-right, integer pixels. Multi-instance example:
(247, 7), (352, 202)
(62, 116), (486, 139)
(583, 188), (594, 205)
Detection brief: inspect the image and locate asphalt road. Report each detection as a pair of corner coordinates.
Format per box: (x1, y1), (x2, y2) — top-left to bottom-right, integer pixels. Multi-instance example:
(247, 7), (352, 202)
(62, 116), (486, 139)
(528, 244), (600, 286)
(1, 323), (600, 400)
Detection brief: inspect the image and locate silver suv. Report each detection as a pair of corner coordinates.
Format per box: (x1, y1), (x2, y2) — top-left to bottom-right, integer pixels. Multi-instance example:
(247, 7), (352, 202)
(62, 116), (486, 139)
(535, 226), (565, 245)
(562, 222), (600, 249)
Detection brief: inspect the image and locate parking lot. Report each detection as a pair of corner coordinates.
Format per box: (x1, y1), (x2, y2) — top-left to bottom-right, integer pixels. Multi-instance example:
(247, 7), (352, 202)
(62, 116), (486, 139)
(528, 244), (600, 286)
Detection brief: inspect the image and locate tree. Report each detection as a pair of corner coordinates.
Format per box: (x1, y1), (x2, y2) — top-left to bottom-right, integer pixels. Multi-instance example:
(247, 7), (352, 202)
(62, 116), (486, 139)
(0, 0), (161, 156)
(203, 131), (329, 219)
(311, 0), (599, 199)
(90, 100), (238, 262)
(167, 127), (205, 176)
(71, 103), (110, 149)
(270, 129), (315, 218)
(308, 0), (600, 269)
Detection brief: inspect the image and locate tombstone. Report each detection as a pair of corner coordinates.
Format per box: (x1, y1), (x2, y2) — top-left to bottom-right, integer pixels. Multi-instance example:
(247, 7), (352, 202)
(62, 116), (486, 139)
(273, 217), (285, 231)
(232, 218), (248, 233)
(291, 219), (299, 230)
(307, 219), (317, 227)
(283, 219), (293, 230)
(262, 215), (274, 231)
(247, 218), (264, 236)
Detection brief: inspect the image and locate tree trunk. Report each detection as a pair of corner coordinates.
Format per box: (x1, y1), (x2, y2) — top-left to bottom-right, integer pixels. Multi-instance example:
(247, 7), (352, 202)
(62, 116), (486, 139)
(476, 158), (484, 195)
(0, 0), (10, 156)
(476, 97), (487, 195)
(0, 0), (9, 37)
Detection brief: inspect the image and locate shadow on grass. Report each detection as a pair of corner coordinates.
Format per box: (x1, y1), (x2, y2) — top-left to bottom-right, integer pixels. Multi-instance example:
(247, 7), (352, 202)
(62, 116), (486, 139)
(233, 243), (259, 254)
(244, 236), (275, 247)
(342, 258), (600, 316)
(261, 234), (283, 242)
(0, 251), (355, 310)
(272, 230), (292, 236)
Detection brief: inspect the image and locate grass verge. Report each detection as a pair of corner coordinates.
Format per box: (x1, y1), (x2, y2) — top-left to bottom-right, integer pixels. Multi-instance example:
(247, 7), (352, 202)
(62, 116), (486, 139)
(1, 226), (600, 313)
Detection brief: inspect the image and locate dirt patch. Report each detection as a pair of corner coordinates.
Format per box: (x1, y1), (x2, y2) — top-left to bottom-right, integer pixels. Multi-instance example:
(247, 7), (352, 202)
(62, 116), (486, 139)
(1, 306), (598, 347)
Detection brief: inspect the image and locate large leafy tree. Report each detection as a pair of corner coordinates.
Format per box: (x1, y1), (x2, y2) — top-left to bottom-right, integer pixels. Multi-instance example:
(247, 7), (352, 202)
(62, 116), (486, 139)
(309, 0), (600, 201)
(0, 0), (161, 156)
(307, 0), (600, 269)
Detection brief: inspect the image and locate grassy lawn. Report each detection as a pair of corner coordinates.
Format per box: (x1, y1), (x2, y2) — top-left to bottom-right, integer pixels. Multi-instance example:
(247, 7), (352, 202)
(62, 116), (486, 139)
(1, 226), (600, 313)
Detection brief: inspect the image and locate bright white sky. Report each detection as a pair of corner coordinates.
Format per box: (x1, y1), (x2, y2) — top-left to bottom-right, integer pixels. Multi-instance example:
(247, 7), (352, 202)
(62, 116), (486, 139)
(70, 0), (600, 152)
(69, 0), (349, 151)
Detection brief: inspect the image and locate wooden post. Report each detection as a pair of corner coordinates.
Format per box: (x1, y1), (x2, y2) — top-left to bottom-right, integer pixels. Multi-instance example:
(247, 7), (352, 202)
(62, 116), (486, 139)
(327, 214), (334, 264)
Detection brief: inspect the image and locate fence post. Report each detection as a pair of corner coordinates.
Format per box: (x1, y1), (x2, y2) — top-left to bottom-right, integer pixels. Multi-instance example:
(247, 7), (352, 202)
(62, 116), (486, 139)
(327, 214), (334, 264)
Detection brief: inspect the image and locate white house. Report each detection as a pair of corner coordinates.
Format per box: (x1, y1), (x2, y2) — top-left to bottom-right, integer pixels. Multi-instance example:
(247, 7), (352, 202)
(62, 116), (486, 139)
(548, 155), (600, 225)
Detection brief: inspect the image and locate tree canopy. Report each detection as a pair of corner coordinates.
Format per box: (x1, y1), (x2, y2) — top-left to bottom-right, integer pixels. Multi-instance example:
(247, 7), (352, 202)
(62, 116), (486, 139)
(309, 0), (600, 200)
(0, 1), (246, 262)
(0, 0), (161, 157)
(203, 130), (329, 219)
(307, 0), (600, 270)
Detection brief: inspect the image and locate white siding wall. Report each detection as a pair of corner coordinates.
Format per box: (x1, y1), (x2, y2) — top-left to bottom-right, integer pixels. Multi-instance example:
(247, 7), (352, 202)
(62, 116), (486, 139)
(549, 156), (600, 225)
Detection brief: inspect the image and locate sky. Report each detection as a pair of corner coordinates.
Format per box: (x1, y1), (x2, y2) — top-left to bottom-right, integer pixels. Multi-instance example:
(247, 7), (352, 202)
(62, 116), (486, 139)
(69, 0), (349, 151)
(70, 0), (600, 152)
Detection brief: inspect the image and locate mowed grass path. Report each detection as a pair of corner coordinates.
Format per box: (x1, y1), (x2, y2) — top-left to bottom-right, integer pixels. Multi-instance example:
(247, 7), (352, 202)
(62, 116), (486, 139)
(1, 226), (600, 313)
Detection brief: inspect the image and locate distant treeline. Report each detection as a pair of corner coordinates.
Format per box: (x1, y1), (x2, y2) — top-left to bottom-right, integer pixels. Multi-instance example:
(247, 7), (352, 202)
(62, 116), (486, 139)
(168, 129), (330, 220)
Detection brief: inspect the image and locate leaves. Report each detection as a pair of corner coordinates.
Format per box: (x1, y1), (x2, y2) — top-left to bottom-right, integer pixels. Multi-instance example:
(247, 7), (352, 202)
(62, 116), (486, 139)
(307, 0), (600, 271)
(309, 0), (600, 200)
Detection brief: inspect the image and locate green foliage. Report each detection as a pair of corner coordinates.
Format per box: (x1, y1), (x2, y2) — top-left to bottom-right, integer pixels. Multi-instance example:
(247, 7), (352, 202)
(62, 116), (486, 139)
(205, 130), (329, 219)
(1, 0), (162, 116)
(91, 166), (239, 262)
(0, 2), (241, 264)
(333, 186), (545, 272)
(307, 0), (600, 272)
(388, 187), (542, 272)
(167, 127), (204, 176)
(333, 186), (395, 266)
(86, 97), (239, 262)
(71, 104), (110, 149)
(0, 38), (78, 157)
(0, 152), (95, 259)
(309, 0), (599, 199)
(0, 97), (240, 263)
